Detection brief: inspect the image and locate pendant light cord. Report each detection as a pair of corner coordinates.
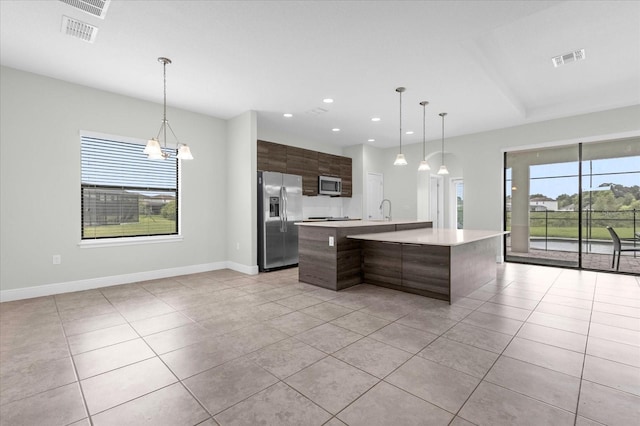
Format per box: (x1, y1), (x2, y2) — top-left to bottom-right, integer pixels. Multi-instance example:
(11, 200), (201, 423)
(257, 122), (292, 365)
(399, 90), (403, 154)
(440, 112), (447, 166)
(422, 104), (426, 159)
(441, 115), (444, 165)
(163, 59), (167, 150)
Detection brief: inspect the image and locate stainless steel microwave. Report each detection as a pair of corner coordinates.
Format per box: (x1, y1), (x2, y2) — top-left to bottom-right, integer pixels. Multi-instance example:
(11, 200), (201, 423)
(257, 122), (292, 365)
(319, 176), (342, 196)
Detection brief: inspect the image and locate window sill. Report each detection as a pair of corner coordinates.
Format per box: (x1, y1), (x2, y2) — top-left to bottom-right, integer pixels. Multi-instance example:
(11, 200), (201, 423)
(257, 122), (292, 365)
(78, 235), (183, 248)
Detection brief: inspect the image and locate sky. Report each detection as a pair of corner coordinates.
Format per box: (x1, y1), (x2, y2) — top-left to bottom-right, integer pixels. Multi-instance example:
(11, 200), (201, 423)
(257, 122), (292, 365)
(506, 156), (640, 199)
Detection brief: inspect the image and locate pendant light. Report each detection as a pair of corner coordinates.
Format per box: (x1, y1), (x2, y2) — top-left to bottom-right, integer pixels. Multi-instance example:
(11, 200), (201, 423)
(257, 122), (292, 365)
(437, 112), (449, 175)
(393, 87), (407, 166)
(418, 101), (430, 171)
(144, 57), (194, 160)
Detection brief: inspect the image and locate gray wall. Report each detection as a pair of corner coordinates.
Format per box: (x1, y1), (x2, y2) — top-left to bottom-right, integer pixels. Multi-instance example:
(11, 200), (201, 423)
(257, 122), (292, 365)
(0, 66), (228, 295)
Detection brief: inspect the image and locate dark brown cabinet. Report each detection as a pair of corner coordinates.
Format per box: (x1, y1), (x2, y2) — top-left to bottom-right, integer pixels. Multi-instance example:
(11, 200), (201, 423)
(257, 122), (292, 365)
(257, 140), (286, 173)
(340, 156), (352, 197)
(318, 153), (341, 177)
(257, 140), (351, 197)
(317, 152), (332, 177)
(286, 146), (318, 196)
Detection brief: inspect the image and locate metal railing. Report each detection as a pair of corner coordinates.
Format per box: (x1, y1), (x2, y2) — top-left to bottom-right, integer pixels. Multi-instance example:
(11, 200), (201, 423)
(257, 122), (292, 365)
(507, 209), (638, 252)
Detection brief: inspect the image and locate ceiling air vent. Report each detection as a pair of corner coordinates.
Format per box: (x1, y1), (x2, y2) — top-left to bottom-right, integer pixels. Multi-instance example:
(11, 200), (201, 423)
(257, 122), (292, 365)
(61, 16), (98, 43)
(59, 0), (111, 19)
(552, 49), (586, 67)
(306, 107), (329, 115)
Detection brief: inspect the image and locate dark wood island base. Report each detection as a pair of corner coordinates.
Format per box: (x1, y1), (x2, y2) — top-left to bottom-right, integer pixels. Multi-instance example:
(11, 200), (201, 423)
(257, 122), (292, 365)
(297, 221), (431, 291)
(360, 236), (499, 303)
(297, 221), (506, 304)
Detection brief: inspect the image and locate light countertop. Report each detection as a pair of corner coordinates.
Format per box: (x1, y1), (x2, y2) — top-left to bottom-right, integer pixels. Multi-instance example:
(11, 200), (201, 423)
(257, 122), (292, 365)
(347, 228), (508, 246)
(295, 220), (431, 228)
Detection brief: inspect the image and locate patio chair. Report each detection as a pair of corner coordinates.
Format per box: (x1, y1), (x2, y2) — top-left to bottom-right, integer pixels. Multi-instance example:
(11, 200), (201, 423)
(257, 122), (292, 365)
(606, 226), (640, 271)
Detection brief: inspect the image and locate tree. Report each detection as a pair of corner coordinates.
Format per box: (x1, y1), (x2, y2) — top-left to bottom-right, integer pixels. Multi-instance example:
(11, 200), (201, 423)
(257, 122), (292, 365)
(556, 193), (573, 209)
(161, 200), (176, 221)
(592, 191), (620, 211)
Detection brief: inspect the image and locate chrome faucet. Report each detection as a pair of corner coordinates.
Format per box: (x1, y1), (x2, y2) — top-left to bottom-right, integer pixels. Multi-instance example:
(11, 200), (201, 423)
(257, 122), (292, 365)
(379, 199), (392, 221)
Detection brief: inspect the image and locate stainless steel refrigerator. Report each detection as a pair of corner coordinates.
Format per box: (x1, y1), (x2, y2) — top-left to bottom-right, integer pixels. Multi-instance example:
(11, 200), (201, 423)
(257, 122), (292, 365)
(258, 171), (303, 271)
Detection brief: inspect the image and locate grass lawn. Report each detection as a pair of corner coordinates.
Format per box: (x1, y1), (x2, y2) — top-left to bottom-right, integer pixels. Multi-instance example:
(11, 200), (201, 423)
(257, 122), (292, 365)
(83, 215), (176, 238)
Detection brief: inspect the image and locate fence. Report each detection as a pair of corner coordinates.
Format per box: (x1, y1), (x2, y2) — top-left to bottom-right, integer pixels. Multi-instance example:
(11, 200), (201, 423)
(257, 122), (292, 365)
(507, 209), (638, 251)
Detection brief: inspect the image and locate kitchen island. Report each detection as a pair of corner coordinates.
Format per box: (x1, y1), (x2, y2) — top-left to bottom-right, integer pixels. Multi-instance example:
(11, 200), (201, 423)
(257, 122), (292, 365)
(348, 228), (507, 303)
(297, 221), (506, 303)
(296, 220), (432, 291)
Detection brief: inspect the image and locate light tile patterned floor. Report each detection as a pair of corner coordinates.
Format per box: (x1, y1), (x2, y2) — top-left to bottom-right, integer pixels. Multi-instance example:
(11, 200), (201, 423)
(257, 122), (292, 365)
(1, 264), (639, 425)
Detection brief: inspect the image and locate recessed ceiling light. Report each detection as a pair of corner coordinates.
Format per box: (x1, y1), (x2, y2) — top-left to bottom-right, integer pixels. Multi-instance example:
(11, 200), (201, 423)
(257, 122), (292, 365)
(332, 128), (340, 132)
(367, 139), (375, 142)
(371, 117), (381, 122)
(283, 113), (293, 118)
(406, 131), (414, 135)
(323, 98), (334, 104)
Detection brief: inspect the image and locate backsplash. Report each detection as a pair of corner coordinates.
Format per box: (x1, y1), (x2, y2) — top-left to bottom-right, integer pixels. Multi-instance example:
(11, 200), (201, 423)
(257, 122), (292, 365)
(302, 195), (362, 219)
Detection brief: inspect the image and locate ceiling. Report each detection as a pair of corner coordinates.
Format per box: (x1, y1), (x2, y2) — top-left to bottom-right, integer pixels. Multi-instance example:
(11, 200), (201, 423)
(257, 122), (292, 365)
(1, 0), (639, 149)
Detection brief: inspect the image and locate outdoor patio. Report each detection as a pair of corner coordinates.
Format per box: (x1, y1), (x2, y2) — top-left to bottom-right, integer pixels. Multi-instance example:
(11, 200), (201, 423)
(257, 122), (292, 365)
(508, 248), (640, 275)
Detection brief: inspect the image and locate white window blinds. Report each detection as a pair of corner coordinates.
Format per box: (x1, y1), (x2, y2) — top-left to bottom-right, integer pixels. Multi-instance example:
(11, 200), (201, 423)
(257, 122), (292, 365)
(81, 135), (178, 239)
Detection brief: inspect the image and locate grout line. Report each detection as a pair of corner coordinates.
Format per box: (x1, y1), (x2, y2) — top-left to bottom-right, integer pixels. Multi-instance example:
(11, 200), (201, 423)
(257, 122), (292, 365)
(449, 268), (575, 423)
(54, 296), (94, 426)
(3, 265), (637, 426)
(572, 272), (597, 426)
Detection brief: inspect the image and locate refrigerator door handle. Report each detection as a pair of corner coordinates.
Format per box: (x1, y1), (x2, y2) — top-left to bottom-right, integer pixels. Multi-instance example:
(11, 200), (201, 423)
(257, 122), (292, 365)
(279, 187), (285, 232)
(282, 186), (288, 232)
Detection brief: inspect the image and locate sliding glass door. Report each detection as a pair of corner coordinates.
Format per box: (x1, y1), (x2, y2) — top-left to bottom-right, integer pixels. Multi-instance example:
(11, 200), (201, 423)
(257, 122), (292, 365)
(505, 145), (580, 267)
(581, 140), (640, 273)
(505, 137), (640, 274)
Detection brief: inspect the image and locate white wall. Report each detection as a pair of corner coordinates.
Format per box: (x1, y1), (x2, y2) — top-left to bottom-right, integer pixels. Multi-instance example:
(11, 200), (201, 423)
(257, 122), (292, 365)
(366, 141), (462, 225)
(359, 105), (640, 254)
(0, 66), (227, 298)
(457, 106), (640, 232)
(226, 111), (258, 273)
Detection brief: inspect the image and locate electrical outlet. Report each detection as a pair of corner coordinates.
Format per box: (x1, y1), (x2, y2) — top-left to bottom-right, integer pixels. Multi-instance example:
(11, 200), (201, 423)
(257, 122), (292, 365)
(329, 236), (334, 247)
(52, 255), (61, 265)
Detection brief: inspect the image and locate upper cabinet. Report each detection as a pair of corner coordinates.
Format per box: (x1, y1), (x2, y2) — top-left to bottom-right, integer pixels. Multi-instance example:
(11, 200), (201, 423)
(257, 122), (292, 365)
(286, 146), (318, 196)
(318, 153), (341, 178)
(257, 140), (286, 173)
(340, 156), (352, 197)
(257, 140), (352, 197)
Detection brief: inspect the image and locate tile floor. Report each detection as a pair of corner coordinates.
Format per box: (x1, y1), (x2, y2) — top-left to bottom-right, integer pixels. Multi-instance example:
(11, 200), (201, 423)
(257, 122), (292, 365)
(1, 264), (639, 425)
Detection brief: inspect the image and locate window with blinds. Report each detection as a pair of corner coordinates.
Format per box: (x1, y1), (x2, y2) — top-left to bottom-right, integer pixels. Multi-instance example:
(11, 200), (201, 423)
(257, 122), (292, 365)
(81, 135), (179, 239)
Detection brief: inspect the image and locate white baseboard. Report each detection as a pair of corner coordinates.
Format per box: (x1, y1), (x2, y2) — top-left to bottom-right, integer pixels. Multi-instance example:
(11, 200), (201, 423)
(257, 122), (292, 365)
(496, 255), (504, 264)
(227, 261), (259, 276)
(0, 261), (259, 302)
